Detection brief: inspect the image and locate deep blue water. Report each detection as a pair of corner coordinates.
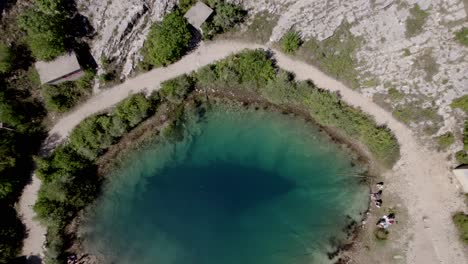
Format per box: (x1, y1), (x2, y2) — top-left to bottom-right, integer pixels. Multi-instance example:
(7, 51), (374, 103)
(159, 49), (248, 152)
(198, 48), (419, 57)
(81, 106), (368, 264)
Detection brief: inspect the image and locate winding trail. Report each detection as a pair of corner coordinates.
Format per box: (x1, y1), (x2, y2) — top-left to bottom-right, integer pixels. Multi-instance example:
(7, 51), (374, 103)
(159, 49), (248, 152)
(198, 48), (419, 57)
(19, 41), (467, 263)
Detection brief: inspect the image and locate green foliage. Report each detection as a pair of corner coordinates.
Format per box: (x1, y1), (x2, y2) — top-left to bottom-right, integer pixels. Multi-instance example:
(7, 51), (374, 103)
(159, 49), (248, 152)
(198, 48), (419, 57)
(302, 87), (399, 167)
(18, 9), (68, 61)
(455, 27), (468, 46)
(455, 150), (468, 164)
(160, 75), (195, 104)
(297, 23), (362, 88)
(194, 49), (400, 167)
(453, 212), (468, 244)
(201, 2), (246, 39)
(178, 0), (197, 13)
(0, 44), (13, 74)
(113, 94), (153, 127)
(68, 94), (153, 160)
(280, 31), (302, 53)
(196, 49), (276, 90)
(35, 94), (157, 263)
(451, 95), (468, 114)
(42, 71), (94, 112)
(36, 0), (65, 14)
(393, 105), (440, 125)
(405, 4), (429, 38)
(0, 204), (24, 263)
(464, 121), (468, 150)
(143, 11), (192, 67)
(436, 132), (454, 150)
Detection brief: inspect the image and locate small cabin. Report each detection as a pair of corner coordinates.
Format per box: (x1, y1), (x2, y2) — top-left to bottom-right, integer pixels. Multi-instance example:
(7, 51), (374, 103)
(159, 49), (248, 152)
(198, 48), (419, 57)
(35, 53), (84, 85)
(453, 164), (468, 193)
(183, 1), (214, 30)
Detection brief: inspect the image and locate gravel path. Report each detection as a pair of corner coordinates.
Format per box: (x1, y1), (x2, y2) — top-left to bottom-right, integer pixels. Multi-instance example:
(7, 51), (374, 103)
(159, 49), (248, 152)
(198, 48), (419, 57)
(19, 40), (467, 263)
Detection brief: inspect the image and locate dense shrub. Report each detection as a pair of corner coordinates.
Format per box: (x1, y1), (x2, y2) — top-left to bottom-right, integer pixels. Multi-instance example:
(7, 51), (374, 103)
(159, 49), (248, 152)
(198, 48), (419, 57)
(451, 95), (468, 114)
(18, 9), (68, 61)
(0, 204), (24, 263)
(0, 44), (13, 74)
(455, 27), (468, 46)
(280, 31), (302, 53)
(178, 0), (197, 13)
(436, 132), (455, 150)
(453, 212), (468, 244)
(196, 49), (276, 90)
(201, 2), (246, 39)
(160, 74), (195, 104)
(42, 71), (95, 112)
(455, 150), (468, 164)
(143, 11), (192, 67)
(113, 94), (153, 127)
(194, 49), (399, 167)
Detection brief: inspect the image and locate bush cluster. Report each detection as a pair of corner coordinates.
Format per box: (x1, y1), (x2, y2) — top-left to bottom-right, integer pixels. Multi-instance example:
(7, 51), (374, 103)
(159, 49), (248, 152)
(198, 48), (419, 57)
(35, 94), (155, 262)
(201, 1), (246, 40)
(451, 95), (468, 114)
(453, 212), (468, 244)
(42, 71), (95, 112)
(143, 11), (192, 67)
(196, 49), (276, 90)
(194, 50), (400, 166)
(280, 31), (302, 53)
(455, 121), (468, 164)
(17, 7), (69, 61)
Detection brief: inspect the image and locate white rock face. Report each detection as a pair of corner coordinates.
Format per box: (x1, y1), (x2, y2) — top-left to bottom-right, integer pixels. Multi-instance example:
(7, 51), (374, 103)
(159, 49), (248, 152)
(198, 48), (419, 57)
(350, 0), (468, 141)
(76, 0), (177, 79)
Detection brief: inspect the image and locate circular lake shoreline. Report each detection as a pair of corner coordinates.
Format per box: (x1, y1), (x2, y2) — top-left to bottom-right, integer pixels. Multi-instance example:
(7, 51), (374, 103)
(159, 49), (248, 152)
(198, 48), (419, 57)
(78, 101), (370, 264)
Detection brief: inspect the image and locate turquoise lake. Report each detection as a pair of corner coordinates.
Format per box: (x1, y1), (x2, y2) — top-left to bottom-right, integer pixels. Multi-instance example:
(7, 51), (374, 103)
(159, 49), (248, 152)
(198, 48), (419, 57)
(81, 105), (369, 264)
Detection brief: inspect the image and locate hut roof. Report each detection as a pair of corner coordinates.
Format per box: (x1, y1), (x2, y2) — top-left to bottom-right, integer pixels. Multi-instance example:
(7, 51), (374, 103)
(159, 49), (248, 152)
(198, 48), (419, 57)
(35, 53), (82, 85)
(183, 1), (213, 29)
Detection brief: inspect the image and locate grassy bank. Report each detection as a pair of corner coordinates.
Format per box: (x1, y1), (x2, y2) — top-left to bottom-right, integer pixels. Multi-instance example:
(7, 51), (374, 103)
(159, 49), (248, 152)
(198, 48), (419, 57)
(35, 49), (399, 263)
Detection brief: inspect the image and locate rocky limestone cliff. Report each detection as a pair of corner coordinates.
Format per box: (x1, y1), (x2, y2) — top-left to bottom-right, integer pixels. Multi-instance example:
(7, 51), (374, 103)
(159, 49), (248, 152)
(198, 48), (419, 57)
(76, 0), (177, 80)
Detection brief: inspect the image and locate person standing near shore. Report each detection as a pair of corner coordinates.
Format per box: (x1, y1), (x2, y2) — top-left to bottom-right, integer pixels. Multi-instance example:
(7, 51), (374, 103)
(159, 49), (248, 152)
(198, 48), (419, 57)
(377, 213), (396, 229)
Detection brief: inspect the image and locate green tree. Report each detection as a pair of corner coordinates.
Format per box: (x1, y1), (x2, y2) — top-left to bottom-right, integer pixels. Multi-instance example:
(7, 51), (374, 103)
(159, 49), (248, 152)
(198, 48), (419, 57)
(18, 9), (68, 61)
(178, 0), (197, 13)
(143, 11), (192, 67)
(36, 0), (65, 14)
(0, 44), (13, 74)
(280, 31), (302, 53)
(201, 2), (246, 39)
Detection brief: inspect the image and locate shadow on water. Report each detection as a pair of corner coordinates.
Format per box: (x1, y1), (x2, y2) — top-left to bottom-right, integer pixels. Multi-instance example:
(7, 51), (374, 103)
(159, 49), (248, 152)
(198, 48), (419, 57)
(114, 162), (296, 263)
